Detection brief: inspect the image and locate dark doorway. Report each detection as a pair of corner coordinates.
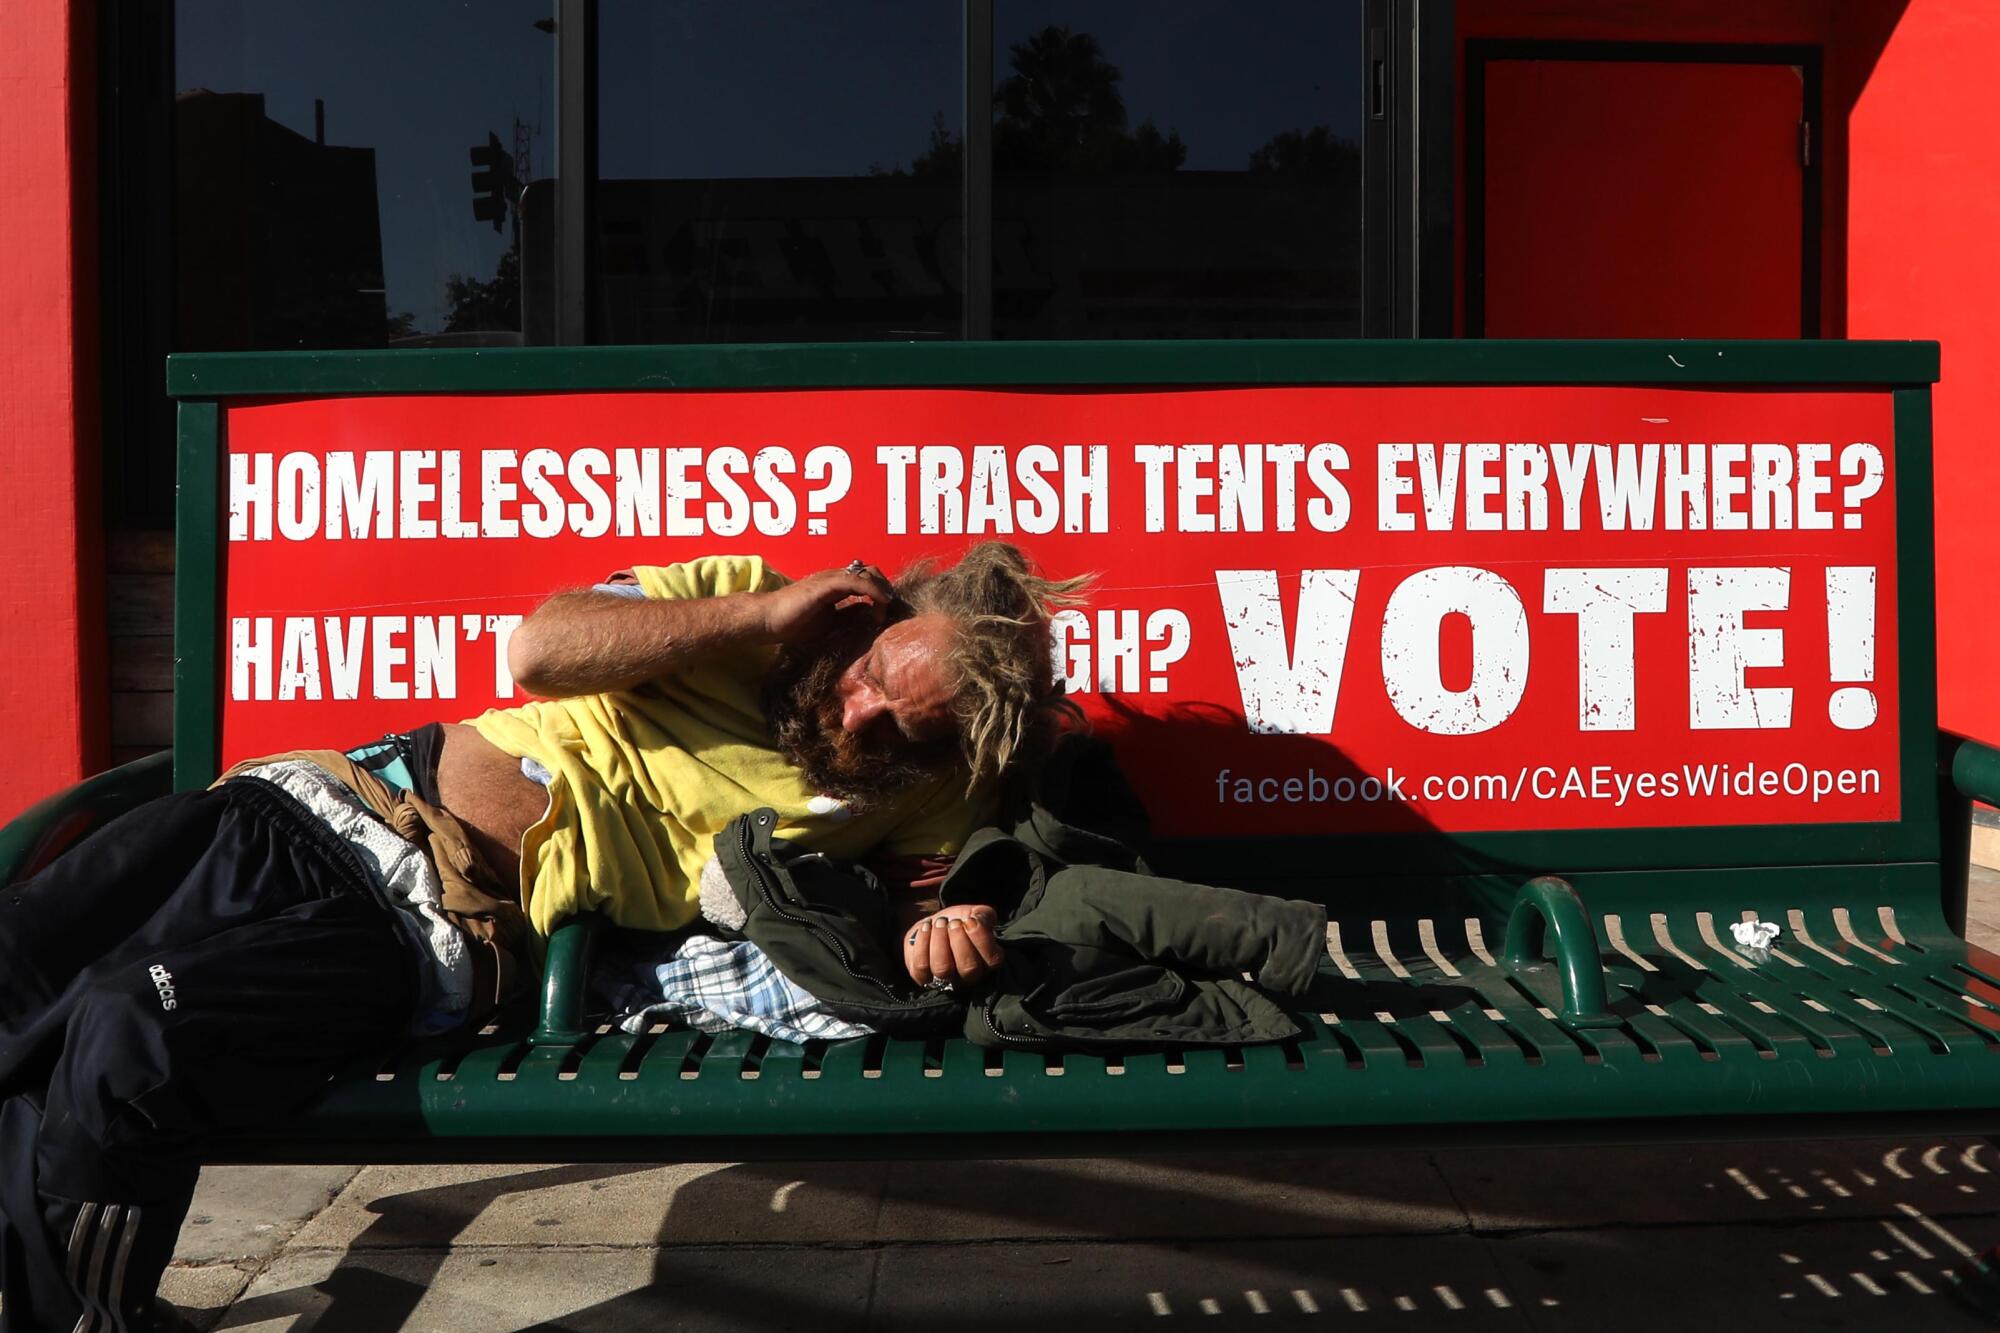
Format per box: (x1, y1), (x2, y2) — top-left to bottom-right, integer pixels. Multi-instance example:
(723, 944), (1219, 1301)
(1467, 41), (1821, 338)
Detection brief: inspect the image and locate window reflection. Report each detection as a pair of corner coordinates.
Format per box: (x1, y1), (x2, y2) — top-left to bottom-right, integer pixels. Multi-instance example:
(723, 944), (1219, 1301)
(992, 2), (1364, 339)
(168, 2), (1365, 349)
(591, 0), (963, 343)
(174, 1), (552, 349)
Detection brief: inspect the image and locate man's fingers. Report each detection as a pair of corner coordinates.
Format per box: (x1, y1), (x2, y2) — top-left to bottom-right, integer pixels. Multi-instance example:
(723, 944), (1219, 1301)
(929, 917), (955, 979)
(827, 568), (895, 618)
(844, 566), (896, 607)
(909, 910), (1003, 988)
(822, 566), (892, 599)
(961, 914), (1006, 968)
(945, 918), (983, 979)
(905, 921), (933, 986)
(905, 864), (950, 891)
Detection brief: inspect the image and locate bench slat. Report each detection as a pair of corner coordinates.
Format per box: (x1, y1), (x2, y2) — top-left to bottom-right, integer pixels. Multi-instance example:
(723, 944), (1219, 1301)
(1423, 1004), (1532, 1068)
(196, 910), (2000, 1157)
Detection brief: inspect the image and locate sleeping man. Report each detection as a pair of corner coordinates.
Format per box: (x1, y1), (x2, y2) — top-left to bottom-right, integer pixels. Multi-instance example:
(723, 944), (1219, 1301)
(0, 541), (1082, 1333)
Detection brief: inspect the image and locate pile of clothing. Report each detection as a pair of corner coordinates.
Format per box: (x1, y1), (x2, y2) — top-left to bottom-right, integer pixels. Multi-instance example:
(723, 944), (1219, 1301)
(598, 738), (1328, 1051)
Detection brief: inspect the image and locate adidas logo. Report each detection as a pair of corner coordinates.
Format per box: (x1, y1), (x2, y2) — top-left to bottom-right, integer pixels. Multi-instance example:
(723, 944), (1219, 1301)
(148, 963), (179, 1012)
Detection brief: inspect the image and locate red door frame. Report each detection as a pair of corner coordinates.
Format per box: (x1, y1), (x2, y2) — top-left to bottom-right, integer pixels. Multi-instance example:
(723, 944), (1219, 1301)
(1464, 40), (1824, 340)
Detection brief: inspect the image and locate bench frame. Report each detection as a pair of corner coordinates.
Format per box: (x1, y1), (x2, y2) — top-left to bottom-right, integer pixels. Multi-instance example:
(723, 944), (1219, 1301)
(12, 336), (1999, 1161)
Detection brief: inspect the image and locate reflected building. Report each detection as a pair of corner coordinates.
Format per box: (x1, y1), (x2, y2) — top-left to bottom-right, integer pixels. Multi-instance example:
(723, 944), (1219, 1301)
(175, 90), (387, 350)
(560, 166), (1359, 345)
(990, 167), (1361, 339)
(570, 14), (1361, 345)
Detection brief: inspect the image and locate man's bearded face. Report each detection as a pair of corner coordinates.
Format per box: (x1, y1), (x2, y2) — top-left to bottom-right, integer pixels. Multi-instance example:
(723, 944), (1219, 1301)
(764, 617), (958, 809)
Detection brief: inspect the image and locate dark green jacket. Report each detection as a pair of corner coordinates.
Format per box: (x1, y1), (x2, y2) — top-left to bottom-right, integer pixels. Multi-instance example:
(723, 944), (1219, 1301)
(714, 743), (1326, 1049)
(937, 825), (1324, 1049)
(713, 806), (961, 1039)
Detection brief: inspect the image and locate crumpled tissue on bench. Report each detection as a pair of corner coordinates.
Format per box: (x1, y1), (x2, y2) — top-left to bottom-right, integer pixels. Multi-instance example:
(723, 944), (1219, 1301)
(1729, 919), (1782, 951)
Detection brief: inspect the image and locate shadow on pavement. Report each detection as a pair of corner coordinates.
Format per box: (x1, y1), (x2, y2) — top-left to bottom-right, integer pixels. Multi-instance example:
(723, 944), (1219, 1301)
(211, 1140), (2000, 1331)
(215, 1164), (655, 1331)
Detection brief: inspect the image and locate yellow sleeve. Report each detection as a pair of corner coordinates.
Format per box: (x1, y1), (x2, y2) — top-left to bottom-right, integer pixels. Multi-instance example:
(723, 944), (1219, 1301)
(630, 556), (790, 602)
(879, 775), (1000, 858)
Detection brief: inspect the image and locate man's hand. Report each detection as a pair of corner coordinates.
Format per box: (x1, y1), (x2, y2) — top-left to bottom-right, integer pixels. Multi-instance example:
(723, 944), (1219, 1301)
(871, 853), (953, 897)
(759, 564), (896, 644)
(903, 904), (1005, 989)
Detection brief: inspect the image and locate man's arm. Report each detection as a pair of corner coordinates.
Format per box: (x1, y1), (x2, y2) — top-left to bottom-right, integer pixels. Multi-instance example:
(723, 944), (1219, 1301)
(507, 563), (894, 698)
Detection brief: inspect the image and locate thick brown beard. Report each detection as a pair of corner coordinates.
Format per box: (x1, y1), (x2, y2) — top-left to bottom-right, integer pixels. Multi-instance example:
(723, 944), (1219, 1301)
(762, 622), (957, 811)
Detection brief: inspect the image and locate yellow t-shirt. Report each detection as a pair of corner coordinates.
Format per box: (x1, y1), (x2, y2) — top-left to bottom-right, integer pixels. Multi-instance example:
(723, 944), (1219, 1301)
(467, 555), (986, 936)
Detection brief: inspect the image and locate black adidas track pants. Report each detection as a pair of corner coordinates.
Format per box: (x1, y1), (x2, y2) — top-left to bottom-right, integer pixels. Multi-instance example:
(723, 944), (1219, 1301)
(0, 779), (419, 1332)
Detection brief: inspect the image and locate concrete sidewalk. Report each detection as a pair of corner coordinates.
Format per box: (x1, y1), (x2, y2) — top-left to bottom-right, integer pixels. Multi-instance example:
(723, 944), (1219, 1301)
(157, 869), (2000, 1331)
(165, 1140), (2000, 1331)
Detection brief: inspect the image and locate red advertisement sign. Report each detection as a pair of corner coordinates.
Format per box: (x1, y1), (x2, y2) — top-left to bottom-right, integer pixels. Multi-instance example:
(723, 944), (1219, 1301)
(218, 384), (1899, 836)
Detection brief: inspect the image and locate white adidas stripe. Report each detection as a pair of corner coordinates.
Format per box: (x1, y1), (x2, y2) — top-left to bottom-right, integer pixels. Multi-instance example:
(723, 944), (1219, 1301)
(103, 1204), (141, 1333)
(64, 1202), (141, 1333)
(65, 1201), (102, 1333)
(81, 1204), (120, 1331)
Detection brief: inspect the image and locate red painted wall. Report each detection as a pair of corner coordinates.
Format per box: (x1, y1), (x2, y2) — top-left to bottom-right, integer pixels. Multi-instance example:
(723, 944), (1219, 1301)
(1847, 0), (2000, 745)
(0, 0), (103, 821)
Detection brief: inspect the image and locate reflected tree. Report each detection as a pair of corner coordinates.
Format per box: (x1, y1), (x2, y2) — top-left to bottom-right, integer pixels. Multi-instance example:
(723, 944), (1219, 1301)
(1247, 125), (1359, 176)
(442, 243), (520, 332)
(995, 24), (1185, 173)
(903, 111), (961, 180)
(903, 24), (1187, 177)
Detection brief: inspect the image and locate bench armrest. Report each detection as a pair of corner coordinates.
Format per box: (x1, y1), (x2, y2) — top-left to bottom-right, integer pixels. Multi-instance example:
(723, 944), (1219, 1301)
(529, 914), (600, 1048)
(1501, 875), (1619, 1029)
(0, 751), (174, 886)
(1950, 735), (2000, 809)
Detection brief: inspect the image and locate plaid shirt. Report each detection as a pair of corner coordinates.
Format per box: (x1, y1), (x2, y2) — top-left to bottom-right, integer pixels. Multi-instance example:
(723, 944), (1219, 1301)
(617, 934), (874, 1045)
(595, 581), (878, 1045)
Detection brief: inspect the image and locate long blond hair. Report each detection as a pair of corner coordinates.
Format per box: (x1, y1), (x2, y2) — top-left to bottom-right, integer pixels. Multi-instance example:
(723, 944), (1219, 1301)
(898, 542), (1094, 789)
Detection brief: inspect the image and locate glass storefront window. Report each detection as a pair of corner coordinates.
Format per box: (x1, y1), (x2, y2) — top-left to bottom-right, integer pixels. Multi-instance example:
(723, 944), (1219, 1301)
(592, 0), (964, 343)
(175, 1), (553, 350)
(991, 2), (1365, 339)
(162, 3), (1370, 352)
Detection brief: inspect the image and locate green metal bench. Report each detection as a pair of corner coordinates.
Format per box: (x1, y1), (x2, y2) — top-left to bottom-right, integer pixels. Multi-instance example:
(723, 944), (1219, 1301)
(11, 339), (2000, 1161)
